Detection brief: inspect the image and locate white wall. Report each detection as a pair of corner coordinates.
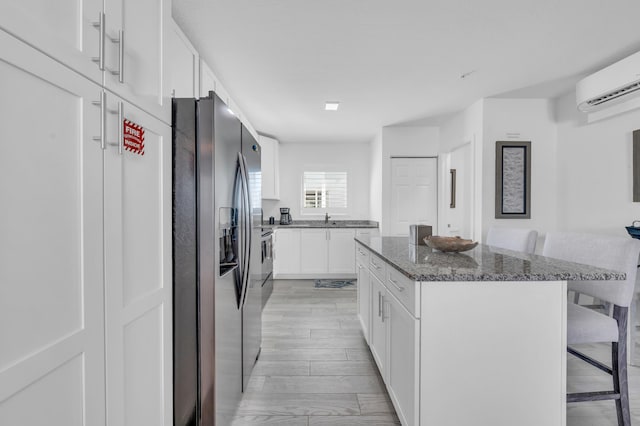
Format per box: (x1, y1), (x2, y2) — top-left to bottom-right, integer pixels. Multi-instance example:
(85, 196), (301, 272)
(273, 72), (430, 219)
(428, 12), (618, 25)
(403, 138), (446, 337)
(439, 100), (483, 240)
(555, 91), (640, 236)
(481, 98), (558, 250)
(262, 142), (371, 222)
(380, 126), (440, 235)
(369, 130), (383, 224)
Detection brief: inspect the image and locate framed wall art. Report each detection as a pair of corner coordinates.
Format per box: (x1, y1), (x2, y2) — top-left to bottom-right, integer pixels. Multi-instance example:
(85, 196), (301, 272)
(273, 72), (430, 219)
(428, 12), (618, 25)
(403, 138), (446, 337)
(495, 141), (531, 219)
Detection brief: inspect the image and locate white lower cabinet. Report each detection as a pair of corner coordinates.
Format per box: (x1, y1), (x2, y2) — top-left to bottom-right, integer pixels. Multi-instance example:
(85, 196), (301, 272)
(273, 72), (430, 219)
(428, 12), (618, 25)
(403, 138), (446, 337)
(328, 229), (356, 273)
(300, 229), (329, 274)
(356, 261), (371, 343)
(274, 229), (302, 275)
(275, 228), (366, 278)
(386, 291), (420, 426)
(369, 274), (387, 377)
(358, 243), (420, 426)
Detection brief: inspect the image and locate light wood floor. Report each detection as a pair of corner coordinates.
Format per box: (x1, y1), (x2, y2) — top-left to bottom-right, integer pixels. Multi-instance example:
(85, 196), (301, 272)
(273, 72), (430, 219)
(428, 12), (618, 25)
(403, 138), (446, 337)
(233, 279), (640, 425)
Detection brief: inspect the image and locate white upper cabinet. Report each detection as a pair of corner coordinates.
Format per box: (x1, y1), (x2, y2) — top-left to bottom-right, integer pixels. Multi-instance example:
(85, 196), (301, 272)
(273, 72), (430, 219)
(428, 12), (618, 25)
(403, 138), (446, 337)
(260, 136), (280, 200)
(0, 0), (104, 84)
(104, 0), (171, 124)
(166, 19), (199, 99)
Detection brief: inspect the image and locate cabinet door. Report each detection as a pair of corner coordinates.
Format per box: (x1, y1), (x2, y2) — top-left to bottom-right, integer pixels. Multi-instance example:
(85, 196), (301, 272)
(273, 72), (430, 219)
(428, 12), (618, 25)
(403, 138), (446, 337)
(328, 229), (356, 274)
(166, 19), (199, 98)
(386, 292), (420, 426)
(104, 0), (170, 123)
(274, 230), (301, 275)
(369, 274), (387, 377)
(0, 0), (103, 84)
(357, 264), (371, 343)
(300, 229), (329, 274)
(260, 136), (280, 200)
(103, 93), (172, 425)
(0, 31), (105, 425)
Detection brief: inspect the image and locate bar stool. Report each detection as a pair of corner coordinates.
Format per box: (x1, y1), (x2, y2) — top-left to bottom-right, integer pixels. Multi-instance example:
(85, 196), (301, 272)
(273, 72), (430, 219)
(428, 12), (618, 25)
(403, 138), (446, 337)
(543, 232), (640, 426)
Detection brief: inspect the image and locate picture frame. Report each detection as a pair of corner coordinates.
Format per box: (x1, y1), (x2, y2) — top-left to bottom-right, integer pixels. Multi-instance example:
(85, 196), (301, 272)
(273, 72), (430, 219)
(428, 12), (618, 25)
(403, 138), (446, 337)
(495, 141), (531, 219)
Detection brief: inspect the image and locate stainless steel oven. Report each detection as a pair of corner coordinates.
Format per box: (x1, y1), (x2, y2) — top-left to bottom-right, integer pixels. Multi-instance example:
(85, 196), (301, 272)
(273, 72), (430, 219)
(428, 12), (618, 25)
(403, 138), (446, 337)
(261, 229), (274, 308)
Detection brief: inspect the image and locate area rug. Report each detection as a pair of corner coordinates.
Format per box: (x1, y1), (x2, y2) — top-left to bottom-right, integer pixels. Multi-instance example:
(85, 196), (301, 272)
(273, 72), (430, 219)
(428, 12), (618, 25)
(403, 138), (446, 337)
(314, 279), (356, 289)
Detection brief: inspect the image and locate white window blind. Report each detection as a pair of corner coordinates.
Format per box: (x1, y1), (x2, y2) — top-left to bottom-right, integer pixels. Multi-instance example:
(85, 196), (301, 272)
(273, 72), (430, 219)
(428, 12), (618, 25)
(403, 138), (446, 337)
(303, 171), (347, 209)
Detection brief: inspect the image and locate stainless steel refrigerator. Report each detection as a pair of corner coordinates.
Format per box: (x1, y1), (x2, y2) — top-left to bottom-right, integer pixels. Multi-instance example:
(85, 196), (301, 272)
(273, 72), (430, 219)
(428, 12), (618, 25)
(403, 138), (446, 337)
(173, 92), (262, 426)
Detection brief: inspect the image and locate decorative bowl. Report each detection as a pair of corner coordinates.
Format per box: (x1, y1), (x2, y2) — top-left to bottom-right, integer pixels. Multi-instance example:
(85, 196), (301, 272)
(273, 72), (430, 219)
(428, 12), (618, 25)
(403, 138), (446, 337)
(424, 235), (478, 253)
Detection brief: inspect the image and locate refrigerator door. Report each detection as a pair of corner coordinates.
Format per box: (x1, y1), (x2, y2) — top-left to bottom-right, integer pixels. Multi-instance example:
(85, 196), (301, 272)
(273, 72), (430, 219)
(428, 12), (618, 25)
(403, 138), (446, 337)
(241, 126), (263, 390)
(211, 93), (244, 426)
(196, 97), (216, 425)
(172, 98), (198, 426)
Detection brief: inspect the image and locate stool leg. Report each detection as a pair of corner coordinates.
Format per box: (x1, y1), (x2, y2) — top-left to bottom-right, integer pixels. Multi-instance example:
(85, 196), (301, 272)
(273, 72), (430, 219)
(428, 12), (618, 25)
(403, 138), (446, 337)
(613, 306), (631, 426)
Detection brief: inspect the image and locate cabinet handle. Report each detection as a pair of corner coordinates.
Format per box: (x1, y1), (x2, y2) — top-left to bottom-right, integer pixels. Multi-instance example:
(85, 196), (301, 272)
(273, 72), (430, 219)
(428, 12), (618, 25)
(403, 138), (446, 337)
(110, 29), (124, 83)
(371, 260), (381, 270)
(388, 276), (405, 292)
(378, 291), (382, 317)
(91, 91), (107, 150)
(92, 12), (105, 71)
(117, 101), (123, 154)
(381, 295), (386, 323)
(383, 300), (389, 322)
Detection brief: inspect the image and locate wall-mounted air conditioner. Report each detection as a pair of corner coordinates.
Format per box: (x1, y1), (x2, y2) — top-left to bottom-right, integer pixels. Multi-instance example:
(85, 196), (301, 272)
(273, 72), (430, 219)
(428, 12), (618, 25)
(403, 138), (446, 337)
(576, 51), (640, 122)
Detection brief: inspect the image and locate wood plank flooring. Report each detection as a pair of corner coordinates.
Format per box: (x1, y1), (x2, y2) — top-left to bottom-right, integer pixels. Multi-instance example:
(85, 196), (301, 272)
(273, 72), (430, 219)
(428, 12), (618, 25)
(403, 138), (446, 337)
(232, 279), (400, 426)
(233, 279), (640, 425)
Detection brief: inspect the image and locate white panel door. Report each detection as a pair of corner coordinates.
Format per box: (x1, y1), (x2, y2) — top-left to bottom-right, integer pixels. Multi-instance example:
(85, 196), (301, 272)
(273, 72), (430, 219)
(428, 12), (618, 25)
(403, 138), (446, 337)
(104, 0), (170, 123)
(0, 0), (103, 84)
(0, 31), (105, 425)
(369, 274), (387, 377)
(446, 143), (472, 238)
(386, 292), (420, 426)
(103, 93), (172, 426)
(300, 229), (329, 274)
(328, 229), (356, 274)
(390, 158), (438, 236)
(274, 229), (301, 275)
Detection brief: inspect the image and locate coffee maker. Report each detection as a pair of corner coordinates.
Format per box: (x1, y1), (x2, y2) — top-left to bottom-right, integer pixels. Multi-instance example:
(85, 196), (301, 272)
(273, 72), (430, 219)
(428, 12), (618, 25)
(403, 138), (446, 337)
(279, 207), (292, 225)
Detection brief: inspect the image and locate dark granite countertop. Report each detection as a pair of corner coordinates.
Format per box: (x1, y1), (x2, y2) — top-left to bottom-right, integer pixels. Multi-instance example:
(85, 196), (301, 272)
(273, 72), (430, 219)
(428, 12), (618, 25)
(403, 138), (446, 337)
(355, 236), (626, 282)
(270, 220), (379, 229)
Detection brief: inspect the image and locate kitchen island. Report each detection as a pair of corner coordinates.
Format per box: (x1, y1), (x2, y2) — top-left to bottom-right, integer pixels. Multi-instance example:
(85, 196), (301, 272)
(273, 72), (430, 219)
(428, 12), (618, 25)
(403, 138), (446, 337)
(354, 236), (625, 426)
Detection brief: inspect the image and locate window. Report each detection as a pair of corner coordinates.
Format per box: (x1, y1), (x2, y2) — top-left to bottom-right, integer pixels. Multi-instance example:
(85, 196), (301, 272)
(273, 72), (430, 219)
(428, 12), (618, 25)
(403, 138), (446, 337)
(302, 171), (347, 210)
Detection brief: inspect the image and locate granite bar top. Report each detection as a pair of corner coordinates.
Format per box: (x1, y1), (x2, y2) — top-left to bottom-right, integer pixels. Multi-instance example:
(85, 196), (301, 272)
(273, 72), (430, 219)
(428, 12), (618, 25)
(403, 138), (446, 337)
(355, 236), (626, 282)
(269, 220), (379, 229)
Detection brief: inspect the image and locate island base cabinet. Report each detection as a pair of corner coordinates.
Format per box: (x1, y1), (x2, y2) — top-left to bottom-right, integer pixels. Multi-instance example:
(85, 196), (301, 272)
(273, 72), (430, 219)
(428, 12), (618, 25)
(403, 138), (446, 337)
(356, 263), (371, 343)
(386, 291), (420, 426)
(369, 274), (387, 377)
(420, 281), (567, 426)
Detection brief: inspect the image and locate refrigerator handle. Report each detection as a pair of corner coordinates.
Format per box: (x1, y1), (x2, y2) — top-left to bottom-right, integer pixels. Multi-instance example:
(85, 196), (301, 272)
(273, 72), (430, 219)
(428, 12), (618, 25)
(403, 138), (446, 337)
(237, 153), (251, 308)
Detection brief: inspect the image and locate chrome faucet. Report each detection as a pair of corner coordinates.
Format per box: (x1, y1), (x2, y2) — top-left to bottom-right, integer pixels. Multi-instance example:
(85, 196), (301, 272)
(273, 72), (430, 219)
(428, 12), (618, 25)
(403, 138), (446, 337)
(325, 212), (331, 224)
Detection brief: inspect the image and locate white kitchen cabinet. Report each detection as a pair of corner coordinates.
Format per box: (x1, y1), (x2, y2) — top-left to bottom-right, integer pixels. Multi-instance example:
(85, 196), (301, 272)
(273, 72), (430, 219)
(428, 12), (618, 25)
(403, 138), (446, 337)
(300, 229), (329, 274)
(0, 31), (105, 425)
(0, 0), (103, 85)
(167, 19), (199, 98)
(386, 290), (420, 426)
(369, 273), (387, 377)
(274, 229), (302, 275)
(103, 91), (173, 426)
(328, 229), (356, 274)
(104, 0), (171, 124)
(0, 32), (172, 425)
(356, 228), (380, 239)
(260, 136), (280, 200)
(0, 0), (171, 124)
(356, 262), (371, 343)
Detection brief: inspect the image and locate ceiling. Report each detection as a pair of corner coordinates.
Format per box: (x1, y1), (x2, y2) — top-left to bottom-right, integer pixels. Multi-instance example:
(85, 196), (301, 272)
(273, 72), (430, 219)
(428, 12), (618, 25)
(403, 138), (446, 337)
(172, 0), (640, 144)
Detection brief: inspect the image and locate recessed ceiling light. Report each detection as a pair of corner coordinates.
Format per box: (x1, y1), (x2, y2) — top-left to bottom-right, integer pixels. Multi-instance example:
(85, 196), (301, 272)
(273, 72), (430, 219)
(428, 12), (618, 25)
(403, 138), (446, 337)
(325, 102), (340, 111)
